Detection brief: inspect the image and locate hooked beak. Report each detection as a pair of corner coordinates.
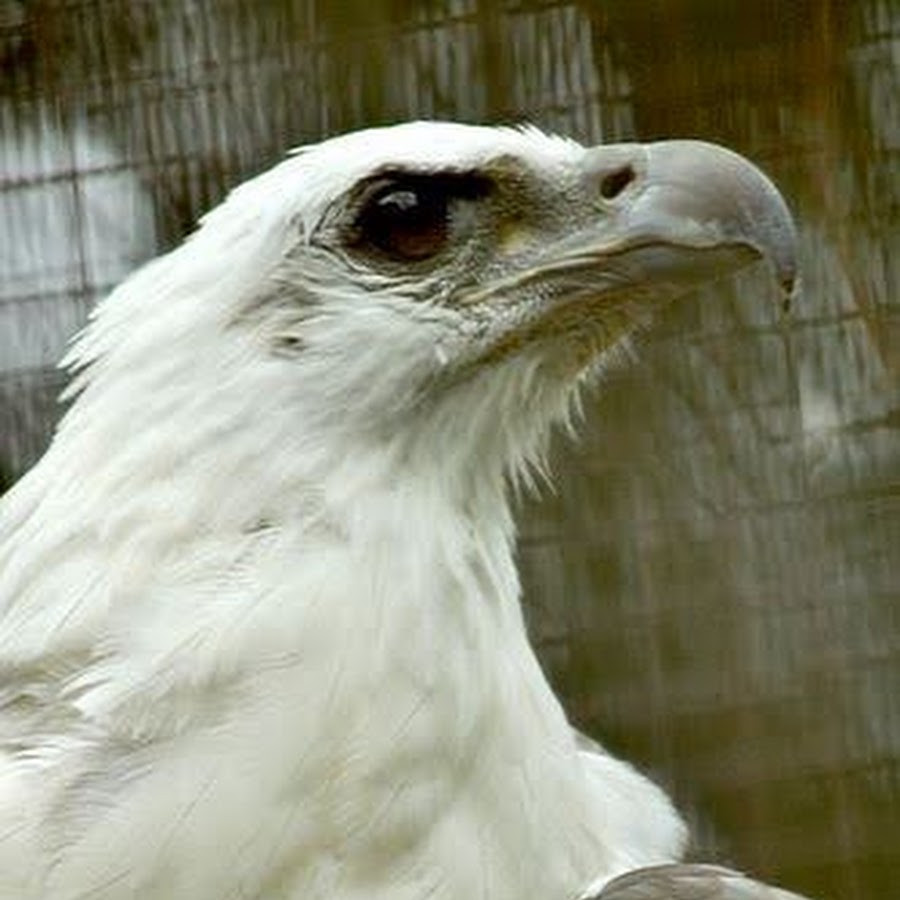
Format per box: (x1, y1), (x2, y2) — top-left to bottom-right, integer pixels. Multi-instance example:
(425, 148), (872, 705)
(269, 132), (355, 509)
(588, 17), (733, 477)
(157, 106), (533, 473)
(451, 139), (797, 376)
(577, 139), (798, 304)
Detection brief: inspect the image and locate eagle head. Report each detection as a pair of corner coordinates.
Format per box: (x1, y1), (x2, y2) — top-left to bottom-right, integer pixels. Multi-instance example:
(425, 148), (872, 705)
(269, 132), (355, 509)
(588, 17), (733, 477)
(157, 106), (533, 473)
(60, 121), (795, 497)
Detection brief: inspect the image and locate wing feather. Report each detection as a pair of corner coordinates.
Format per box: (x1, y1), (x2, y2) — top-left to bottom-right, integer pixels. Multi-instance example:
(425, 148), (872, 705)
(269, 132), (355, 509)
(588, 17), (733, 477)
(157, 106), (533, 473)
(588, 864), (813, 900)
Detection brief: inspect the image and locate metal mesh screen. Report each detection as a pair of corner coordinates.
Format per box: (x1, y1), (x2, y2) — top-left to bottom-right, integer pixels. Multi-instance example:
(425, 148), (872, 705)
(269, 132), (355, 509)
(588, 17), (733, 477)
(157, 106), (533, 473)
(1, 2), (897, 898)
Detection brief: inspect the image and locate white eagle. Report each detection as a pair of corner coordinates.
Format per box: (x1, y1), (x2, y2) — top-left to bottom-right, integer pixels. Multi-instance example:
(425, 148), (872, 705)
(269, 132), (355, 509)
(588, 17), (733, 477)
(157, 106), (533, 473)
(0, 122), (807, 900)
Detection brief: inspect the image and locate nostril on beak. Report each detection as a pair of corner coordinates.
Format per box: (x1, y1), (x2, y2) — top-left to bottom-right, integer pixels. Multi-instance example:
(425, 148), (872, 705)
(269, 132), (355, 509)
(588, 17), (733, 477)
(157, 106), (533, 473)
(599, 164), (637, 200)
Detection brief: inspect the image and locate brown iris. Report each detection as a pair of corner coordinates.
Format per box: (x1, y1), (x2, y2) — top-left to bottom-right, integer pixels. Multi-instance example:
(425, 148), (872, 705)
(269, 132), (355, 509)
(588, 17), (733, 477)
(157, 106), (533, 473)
(353, 173), (489, 262)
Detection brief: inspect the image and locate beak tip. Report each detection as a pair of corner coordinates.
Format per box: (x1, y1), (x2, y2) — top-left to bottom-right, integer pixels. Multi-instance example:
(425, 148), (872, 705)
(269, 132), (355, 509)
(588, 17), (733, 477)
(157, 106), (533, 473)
(770, 213), (799, 313)
(779, 271), (800, 314)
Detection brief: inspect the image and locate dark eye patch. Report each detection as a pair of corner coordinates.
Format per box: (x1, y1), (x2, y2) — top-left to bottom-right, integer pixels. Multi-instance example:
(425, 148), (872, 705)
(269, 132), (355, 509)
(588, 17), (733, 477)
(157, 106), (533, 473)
(350, 172), (491, 263)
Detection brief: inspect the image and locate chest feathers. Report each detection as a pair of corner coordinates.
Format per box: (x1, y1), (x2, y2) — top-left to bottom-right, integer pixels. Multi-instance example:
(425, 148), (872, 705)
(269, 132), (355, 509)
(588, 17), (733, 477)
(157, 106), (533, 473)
(3, 454), (682, 900)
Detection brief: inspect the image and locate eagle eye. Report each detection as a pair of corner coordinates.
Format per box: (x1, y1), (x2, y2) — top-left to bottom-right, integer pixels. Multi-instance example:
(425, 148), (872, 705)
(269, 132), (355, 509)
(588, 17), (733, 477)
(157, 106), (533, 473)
(352, 174), (488, 262)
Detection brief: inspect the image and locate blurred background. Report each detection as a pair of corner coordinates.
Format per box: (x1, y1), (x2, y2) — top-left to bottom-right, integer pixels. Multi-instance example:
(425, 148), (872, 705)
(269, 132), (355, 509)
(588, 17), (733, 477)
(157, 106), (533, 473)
(0, 1), (897, 897)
